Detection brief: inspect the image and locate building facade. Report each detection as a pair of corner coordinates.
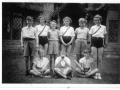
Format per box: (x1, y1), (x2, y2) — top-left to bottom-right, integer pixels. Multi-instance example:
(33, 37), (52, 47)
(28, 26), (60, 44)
(2, 3), (120, 57)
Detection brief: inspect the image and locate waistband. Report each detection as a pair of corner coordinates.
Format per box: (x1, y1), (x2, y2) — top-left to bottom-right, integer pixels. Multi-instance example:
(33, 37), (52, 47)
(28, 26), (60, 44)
(39, 36), (47, 37)
(92, 37), (103, 39)
(23, 38), (35, 41)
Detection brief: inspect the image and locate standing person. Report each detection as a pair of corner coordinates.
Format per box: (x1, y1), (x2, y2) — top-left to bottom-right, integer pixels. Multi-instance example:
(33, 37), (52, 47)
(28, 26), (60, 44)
(35, 16), (50, 56)
(21, 16), (37, 76)
(75, 49), (99, 79)
(48, 20), (59, 77)
(60, 16), (75, 57)
(89, 14), (107, 79)
(74, 18), (89, 62)
(30, 49), (50, 77)
(54, 50), (72, 80)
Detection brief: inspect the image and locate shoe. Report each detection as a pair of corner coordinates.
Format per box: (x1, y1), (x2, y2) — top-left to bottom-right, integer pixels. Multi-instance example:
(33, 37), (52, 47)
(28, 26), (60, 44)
(93, 74), (98, 79)
(66, 76), (71, 80)
(97, 73), (102, 80)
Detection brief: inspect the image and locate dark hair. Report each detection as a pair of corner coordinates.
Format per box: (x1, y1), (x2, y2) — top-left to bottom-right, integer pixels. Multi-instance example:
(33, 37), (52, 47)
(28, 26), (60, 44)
(26, 16), (33, 21)
(50, 20), (57, 24)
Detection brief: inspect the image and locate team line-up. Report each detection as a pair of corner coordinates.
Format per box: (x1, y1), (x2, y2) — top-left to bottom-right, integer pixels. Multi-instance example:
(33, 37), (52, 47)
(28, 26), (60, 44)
(21, 14), (107, 80)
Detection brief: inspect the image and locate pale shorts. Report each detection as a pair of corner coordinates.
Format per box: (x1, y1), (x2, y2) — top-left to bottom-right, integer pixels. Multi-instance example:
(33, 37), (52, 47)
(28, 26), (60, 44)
(48, 40), (59, 54)
(74, 38), (87, 54)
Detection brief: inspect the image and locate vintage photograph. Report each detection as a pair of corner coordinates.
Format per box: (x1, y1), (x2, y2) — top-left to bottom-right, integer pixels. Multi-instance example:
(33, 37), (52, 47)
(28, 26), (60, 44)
(2, 2), (120, 84)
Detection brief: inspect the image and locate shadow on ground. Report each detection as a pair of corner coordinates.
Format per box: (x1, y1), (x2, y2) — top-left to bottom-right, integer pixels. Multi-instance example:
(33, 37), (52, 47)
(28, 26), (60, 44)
(2, 52), (120, 84)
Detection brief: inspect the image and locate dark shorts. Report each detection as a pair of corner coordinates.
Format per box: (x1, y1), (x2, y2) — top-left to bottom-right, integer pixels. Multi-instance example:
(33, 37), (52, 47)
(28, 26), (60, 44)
(23, 38), (37, 56)
(62, 36), (72, 45)
(91, 37), (104, 48)
(39, 36), (48, 46)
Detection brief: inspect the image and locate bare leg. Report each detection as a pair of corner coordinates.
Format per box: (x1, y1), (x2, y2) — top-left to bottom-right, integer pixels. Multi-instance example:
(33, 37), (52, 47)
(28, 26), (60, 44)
(30, 56), (34, 70)
(54, 54), (57, 63)
(76, 54), (80, 63)
(30, 70), (41, 76)
(63, 67), (72, 76)
(25, 56), (29, 75)
(39, 44), (43, 50)
(61, 44), (66, 53)
(50, 54), (53, 71)
(44, 69), (50, 75)
(91, 46), (98, 68)
(66, 45), (71, 57)
(44, 43), (48, 56)
(98, 47), (104, 73)
(86, 68), (99, 77)
(54, 68), (67, 78)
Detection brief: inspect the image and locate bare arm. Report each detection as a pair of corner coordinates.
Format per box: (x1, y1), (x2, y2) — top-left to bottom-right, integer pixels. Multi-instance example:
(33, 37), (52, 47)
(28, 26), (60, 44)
(21, 29), (23, 47)
(60, 36), (66, 45)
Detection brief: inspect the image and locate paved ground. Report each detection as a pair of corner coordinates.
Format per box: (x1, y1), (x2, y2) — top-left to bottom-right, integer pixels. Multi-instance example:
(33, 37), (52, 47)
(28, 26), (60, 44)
(2, 52), (120, 84)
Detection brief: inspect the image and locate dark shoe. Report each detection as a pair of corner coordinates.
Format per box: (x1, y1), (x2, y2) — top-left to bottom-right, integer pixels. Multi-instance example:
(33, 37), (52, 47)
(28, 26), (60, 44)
(25, 71), (30, 76)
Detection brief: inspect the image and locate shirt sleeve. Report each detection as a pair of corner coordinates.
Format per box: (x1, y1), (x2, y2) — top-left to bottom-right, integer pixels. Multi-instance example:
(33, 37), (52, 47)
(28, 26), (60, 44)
(89, 26), (93, 34)
(55, 57), (61, 66)
(79, 58), (84, 64)
(71, 27), (75, 36)
(66, 57), (71, 66)
(104, 26), (107, 34)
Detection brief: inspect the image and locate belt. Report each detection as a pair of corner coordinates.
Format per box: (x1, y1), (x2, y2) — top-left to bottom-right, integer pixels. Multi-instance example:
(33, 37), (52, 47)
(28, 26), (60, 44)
(23, 38), (35, 40)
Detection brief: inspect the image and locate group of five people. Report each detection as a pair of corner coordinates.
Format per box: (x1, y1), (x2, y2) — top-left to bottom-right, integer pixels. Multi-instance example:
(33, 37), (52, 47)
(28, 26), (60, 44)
(21, 14), (107, 80)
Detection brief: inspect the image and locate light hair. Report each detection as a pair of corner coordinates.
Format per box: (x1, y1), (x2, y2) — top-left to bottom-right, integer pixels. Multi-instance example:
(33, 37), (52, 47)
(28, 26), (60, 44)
(38, 49), (44, 55)
(78, 18), (87, 23)
(63, 16), (72, 23)
(94, 14), (102, 21)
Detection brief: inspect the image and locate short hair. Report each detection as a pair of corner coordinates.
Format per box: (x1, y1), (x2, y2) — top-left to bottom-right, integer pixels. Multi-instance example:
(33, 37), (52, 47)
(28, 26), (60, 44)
(26, 16), (33, 21)
(63, 16), (72, 23)
(38, 16), (46, 22)
(82, 48), (91, 55)
(78, 18), (87, 23)
(94, 14), (102, 21)
(50, 20), (57, 24)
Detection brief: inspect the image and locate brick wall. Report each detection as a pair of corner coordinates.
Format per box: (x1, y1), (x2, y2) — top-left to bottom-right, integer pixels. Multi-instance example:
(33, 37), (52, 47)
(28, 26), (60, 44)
(2, 40), (120, 58)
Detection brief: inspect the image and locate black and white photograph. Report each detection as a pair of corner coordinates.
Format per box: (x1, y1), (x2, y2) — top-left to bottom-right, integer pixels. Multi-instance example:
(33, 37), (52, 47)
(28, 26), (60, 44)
(1, 0), (120, 86)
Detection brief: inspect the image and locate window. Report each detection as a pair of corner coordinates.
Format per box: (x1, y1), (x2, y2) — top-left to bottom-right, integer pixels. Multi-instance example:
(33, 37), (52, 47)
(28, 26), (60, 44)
(108, 20), (119, 43)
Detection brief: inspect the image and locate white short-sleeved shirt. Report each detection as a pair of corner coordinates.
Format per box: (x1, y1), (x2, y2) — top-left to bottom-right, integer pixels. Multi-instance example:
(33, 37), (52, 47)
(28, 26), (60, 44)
(89, 25), (107, 38)
(60, 26), (75, 37)
(48, 29), (59, 41)
(55, 56), (71, 68)
(22, 26), (36, 38)
(35, 24), (50, 36)
(79, 57), (93, 69)
(75, 27), (89, 39)
(33, 57), (49, 69)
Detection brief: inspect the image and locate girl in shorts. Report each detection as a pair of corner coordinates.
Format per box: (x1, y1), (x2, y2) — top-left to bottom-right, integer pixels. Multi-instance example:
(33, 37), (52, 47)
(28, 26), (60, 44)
(35, 16), (50, 56)
(48, 20), (59, 77)
(89, 14), (107, 79)
(60, 16), (75, 57)
(74, 18), (89, 62)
